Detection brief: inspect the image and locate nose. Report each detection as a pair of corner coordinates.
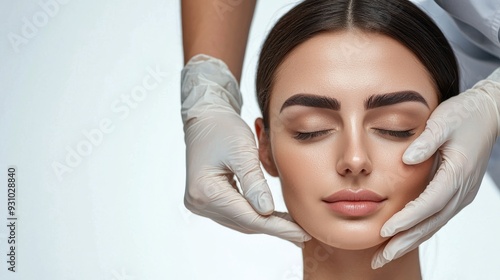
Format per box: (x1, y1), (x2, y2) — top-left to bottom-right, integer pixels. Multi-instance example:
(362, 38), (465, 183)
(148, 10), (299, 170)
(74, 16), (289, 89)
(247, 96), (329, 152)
(336, 130), (372, 176)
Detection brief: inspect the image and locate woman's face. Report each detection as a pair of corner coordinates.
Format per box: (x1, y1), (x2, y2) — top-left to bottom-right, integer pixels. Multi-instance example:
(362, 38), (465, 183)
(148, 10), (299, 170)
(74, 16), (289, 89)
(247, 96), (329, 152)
(256, 30), (439, 250)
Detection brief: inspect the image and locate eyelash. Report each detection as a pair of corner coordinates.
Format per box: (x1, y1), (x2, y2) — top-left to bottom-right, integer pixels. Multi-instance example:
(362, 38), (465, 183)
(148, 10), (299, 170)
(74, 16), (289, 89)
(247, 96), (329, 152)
(375, 129), (415, 138)
(293, 129), (415, 141)
(294, 130), (332, 141)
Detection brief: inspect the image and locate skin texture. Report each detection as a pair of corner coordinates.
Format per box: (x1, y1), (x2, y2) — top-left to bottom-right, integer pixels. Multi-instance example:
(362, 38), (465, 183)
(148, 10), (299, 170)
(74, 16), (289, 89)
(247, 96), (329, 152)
(256, 30), (440, 279)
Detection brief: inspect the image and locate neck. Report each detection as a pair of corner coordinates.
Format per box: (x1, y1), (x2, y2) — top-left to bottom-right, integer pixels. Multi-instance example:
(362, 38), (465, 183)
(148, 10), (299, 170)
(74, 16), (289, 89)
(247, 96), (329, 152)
(302, 238), (421, 280)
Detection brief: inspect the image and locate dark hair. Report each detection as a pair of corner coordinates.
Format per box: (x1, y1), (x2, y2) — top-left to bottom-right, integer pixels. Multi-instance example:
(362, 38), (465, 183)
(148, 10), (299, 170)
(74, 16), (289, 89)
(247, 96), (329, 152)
(256, 0), (459, 128)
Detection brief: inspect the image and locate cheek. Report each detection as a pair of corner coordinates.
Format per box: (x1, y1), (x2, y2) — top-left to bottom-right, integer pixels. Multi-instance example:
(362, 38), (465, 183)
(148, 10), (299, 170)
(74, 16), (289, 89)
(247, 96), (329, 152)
(407, 156), (436, 198)
(383, 152), (438, 214)
(270, 136), (332, 218)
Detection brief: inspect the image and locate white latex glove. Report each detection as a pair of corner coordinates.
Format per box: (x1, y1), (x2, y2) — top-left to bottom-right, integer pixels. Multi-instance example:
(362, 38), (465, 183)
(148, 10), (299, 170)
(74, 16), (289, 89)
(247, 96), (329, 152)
(181, 54), (311, 246)
(372, 68), (500, 269)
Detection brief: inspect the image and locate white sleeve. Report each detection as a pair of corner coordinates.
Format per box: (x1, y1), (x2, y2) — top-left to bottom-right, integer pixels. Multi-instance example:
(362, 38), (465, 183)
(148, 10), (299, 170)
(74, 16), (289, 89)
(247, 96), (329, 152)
(435, 0), (500, 48)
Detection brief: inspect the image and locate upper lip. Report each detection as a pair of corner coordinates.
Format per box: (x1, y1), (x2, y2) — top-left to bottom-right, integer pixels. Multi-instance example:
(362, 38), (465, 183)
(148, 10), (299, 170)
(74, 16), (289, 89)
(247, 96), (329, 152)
(323, 189), (386, 203)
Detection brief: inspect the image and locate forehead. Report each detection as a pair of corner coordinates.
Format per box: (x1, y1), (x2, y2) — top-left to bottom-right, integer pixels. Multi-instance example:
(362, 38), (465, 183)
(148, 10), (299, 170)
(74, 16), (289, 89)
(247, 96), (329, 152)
(270, 30), (438, 110)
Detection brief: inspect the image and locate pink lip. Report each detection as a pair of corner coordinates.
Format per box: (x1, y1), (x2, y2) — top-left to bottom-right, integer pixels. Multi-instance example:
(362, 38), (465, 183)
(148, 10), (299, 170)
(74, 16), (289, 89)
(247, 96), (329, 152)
(323, 189), (386, 217)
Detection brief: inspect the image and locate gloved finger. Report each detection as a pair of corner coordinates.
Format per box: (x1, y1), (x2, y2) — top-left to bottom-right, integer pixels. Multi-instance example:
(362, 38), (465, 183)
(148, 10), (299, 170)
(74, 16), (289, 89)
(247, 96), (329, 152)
(403, 113), (455, 164)
(209, 203), (311, 245)
(372, 223), (441, 269)
(374, 185), (464, 269)
(212, 211), (299, 235)
(213, 216), (308, 248)
(186, 173), (310, 243)
(380, 158), (460, 237)
(272, 211), (296, 223)
(271, 212), (309, 246)
(384, 198), (454, 259)
(226, 131), (275, 215)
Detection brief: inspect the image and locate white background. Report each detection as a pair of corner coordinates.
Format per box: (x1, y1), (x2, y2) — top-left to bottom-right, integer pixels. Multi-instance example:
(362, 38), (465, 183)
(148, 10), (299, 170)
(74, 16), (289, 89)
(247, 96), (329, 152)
(0, 0), (499, 279)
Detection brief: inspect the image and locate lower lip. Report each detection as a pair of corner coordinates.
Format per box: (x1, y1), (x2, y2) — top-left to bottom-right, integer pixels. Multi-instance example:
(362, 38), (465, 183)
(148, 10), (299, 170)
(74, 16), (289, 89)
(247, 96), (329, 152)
(325, 201), (385, 217)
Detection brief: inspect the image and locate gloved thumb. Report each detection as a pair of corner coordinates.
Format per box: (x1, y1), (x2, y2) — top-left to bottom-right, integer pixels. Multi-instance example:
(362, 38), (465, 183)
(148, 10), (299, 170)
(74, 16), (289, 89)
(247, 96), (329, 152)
(226, 133), (275, 215)
(238, 162), (275, 215)
(403, 105), (456, 164)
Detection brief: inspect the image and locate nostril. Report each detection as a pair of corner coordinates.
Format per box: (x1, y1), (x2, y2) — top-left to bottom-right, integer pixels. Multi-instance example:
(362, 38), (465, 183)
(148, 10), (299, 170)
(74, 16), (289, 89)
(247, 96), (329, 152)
(337, 161), (372, 176)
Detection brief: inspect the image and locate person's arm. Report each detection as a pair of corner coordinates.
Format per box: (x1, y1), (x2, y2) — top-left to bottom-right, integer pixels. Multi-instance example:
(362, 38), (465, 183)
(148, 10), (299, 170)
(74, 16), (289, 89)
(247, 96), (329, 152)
(180, 0), (311, 246)
(182, 0), (256, 82)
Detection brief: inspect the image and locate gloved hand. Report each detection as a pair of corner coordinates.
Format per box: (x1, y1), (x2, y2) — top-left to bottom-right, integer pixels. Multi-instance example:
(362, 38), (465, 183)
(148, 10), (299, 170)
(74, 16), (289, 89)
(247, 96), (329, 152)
(372, 68), (500, 269)
(181, 54), (311, 246)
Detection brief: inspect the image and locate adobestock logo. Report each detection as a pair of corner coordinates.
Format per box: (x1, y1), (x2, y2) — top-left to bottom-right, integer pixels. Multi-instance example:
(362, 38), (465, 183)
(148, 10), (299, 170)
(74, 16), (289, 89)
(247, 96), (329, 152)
(8, 0), (70, 53)
(111, 268), (135, 280)
(51, 65), (169, 182)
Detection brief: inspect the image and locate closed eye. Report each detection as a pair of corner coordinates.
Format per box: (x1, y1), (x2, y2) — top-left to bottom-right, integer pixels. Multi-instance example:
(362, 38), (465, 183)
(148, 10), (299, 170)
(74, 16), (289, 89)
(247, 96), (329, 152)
(375, 129), (415, 138)
(293, 130), (332, 141)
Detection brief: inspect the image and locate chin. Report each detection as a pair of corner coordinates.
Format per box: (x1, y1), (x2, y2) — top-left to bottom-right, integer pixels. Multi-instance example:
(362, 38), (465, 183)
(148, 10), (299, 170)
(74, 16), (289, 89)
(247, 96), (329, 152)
(312, 222), (388, 250)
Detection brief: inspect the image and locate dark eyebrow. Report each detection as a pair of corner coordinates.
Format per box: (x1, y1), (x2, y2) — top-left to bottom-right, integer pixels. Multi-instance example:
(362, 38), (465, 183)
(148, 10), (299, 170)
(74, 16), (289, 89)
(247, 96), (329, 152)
(280, 93), (340, 113)
(365, 91), (428, 109)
